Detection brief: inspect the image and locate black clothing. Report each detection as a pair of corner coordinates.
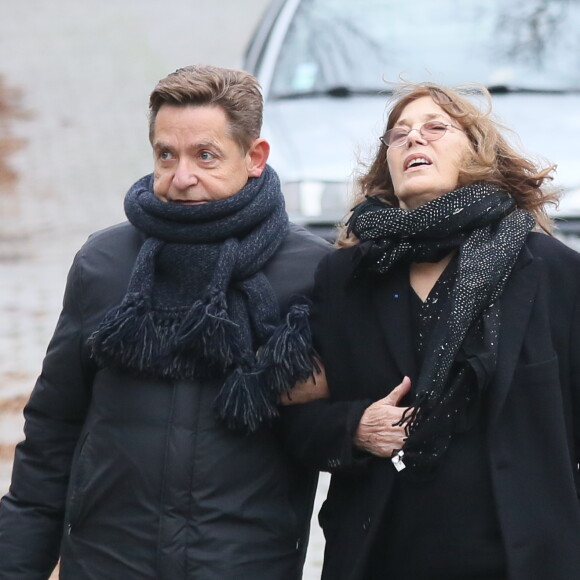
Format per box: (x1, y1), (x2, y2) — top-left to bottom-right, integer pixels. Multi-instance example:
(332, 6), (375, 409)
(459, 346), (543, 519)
(281, 232), (580, 580)
(0, 221), (331, 580)
(364, 276), (506, 579)
(369, 413), (505, 580)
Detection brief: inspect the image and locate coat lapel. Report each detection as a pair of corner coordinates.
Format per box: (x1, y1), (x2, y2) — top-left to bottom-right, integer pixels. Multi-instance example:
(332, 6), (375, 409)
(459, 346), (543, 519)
(371, 266), (418, 379)
(487, 245), (541, 429)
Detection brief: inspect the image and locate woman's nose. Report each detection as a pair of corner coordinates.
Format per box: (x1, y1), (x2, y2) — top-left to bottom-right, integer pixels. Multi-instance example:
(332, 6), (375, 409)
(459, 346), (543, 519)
(406, 127), (427, 146)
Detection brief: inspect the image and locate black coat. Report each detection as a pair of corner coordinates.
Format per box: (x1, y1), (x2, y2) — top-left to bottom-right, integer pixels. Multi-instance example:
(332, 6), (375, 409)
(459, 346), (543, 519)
(282, 232), (580, 580)
(0, 222), (331, 580)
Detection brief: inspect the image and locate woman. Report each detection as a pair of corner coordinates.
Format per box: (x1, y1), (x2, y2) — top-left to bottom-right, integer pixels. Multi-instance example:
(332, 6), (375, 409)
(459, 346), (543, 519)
(281, 83), (580, 580)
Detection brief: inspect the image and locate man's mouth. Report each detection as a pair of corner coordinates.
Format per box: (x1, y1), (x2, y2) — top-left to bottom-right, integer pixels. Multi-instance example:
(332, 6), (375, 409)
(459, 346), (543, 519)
(171, 199), (208, 205)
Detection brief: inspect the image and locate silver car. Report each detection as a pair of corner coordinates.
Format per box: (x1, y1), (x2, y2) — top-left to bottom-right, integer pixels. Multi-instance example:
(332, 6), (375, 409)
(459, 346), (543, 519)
(244, 0), (580, 242)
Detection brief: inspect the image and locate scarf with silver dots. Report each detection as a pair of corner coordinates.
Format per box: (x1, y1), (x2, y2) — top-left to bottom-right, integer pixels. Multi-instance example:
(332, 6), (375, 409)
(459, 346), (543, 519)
(348, 182), (534, 478)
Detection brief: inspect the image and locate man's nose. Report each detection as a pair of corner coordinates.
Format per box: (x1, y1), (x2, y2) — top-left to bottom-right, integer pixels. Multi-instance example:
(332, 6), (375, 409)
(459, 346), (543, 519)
(172, 160), (199, 189)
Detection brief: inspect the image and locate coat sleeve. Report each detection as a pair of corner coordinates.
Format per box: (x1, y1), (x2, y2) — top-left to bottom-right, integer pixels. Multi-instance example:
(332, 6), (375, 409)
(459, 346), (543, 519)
(0, 250), (94, 578)
(280, 254), (373, 473)
(570, 291), (580, 500)
(280, 398), (371, 473)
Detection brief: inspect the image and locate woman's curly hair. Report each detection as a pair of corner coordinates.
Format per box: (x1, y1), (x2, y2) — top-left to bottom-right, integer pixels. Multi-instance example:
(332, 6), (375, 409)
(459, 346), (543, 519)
(337, 82), (559, 247)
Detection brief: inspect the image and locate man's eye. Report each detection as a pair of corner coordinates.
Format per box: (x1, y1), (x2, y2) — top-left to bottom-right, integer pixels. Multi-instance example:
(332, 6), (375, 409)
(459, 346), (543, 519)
(159, 151), (173, 161)
(199, 151), (215, 161)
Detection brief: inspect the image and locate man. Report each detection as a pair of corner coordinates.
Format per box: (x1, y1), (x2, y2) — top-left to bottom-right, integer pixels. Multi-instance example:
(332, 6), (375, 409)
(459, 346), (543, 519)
(0, 65), (331, 579)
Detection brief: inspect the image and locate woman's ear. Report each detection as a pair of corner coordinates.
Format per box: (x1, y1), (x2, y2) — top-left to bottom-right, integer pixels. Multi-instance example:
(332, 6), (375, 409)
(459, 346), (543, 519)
(246, 138), (270, 177)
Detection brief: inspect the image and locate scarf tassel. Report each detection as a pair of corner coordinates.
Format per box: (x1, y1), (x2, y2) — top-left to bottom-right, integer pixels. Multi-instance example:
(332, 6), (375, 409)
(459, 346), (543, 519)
(214, 301), (317, 432)
(90, 294), (178, 373)
(258, 300), (318, 397)
(394, 391), (429, 437)
(174, 291), (242, 371)
(214, 366), (279, 432)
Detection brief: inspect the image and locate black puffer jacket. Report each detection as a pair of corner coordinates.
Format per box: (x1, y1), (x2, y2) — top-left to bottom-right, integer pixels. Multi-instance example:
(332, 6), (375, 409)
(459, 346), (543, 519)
(0, 222), (331, 580)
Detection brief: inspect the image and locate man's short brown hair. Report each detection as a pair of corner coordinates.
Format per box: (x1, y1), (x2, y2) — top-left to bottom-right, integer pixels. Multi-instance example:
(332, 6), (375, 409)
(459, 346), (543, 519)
(149, 64), (263, 152)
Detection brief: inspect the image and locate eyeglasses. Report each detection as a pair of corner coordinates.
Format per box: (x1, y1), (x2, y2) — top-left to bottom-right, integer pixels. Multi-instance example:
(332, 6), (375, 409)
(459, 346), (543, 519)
(380, 121), (462, 148)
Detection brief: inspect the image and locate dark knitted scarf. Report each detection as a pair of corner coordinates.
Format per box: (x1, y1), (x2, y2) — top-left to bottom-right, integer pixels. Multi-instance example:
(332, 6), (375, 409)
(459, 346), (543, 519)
(348, 182), (534, 478)
(90, 165), (317, 432)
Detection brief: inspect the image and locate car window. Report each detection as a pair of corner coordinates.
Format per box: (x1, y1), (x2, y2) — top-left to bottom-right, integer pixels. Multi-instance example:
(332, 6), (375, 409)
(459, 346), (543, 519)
(269, 0), (580, 98)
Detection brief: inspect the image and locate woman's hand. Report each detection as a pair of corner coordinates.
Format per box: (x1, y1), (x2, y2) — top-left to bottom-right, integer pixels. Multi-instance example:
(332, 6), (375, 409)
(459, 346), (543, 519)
(353, 377), (412, 457)
(280, 362), (329, 405)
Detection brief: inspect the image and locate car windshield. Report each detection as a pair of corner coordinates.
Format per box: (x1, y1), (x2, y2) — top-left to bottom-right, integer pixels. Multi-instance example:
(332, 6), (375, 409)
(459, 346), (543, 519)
(270, 0), (580, 98)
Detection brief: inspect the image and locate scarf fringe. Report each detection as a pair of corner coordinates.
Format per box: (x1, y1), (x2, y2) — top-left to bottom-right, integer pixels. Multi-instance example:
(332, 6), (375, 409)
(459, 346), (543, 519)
(174, 291), (242, 372)
(214, 365), (279, 432)
(214, 299), (317, 431)
(90, 294), (176, 372)
(92, 296), (318, 432)
(394, 391), (429, 436)
(91, 292), (243, 380)
(258, 300), (317, 396)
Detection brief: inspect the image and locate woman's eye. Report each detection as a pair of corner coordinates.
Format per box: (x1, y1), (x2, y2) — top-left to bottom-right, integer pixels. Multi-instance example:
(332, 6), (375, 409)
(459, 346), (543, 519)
(391, 129), (408, 141)
(424, 122), (447, 134)
(384, 128), (408, 146)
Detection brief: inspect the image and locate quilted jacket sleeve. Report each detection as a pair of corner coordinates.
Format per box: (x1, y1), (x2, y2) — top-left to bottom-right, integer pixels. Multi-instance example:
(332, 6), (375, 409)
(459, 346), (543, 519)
(0, 250), (94, 579)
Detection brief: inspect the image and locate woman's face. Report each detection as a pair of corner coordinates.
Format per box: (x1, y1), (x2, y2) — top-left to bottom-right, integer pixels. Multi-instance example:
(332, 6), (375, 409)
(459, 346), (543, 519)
(387, 96), (472, 210)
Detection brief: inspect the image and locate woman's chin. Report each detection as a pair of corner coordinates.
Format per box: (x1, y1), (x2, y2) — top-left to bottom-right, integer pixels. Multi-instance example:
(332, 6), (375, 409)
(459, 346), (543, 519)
(397, 185), (458, 210)
(397, 191), (440, 210)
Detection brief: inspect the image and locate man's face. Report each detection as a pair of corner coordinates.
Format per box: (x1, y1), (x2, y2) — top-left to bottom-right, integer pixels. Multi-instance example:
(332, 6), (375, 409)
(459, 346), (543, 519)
(152, 104), (264, 204)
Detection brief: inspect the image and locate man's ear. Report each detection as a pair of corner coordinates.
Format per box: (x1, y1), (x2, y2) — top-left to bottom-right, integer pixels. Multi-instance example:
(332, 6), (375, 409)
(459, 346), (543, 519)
(246, 138), (270, 177)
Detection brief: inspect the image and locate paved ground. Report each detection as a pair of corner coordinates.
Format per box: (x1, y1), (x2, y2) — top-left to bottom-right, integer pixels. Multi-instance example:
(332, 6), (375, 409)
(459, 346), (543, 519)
(0, 1), (327, 577)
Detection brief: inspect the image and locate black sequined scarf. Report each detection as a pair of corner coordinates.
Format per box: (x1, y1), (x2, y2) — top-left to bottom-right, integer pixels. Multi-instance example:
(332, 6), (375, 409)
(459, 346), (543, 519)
(348, 182), (534, 478)
(90, 165), (317, 432)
